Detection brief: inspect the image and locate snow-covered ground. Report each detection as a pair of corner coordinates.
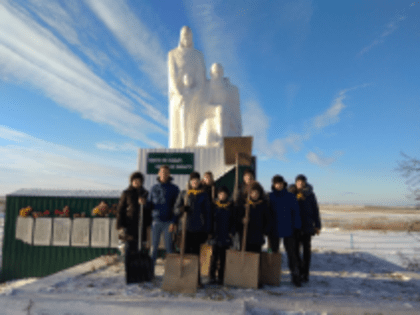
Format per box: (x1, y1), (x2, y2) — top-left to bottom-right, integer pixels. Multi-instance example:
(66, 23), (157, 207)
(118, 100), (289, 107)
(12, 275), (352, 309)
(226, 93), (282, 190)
(1, 215), (420, 314)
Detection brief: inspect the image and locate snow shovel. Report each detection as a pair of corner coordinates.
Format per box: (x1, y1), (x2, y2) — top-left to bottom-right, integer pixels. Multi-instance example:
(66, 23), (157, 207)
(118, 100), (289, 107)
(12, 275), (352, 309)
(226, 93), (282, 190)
(200, 243), (213, 276)
(162, 212), (199, 294)
(260, 250), (282, 286)
(224, 202), (260, 289)
(126, 204), (154, 283)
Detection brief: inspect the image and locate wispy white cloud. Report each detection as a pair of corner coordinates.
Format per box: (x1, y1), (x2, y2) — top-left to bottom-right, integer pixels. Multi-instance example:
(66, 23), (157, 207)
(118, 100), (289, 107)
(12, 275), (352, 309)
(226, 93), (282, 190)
(0, 125), (134, 195)
(0, 1), (166, 147)
(244, 86), (363, 161)
(85, 0), (168, 94)
(358, 13), (407, 56)
(96, 141), (138, 152)
(306, 150), (344, 167)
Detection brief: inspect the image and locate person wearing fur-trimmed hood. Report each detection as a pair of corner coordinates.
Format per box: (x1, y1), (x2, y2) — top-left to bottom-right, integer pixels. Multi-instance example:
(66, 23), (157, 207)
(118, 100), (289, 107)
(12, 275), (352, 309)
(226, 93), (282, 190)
(293, 174), (321, 283)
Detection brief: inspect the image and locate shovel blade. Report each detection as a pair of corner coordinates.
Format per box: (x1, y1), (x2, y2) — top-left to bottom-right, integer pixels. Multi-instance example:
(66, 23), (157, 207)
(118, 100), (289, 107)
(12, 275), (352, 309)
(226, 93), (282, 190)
(200, 243), (213, 276)
(224, 249), (260, 289)
(260, 252), (282, 286)
(162, 253), (199, 294)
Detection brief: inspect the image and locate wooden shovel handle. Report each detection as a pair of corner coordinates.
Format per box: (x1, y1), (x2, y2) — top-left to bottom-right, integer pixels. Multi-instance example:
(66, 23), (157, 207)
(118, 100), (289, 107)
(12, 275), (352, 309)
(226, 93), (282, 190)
(234, 153), (239, 202)
(241, 194), (250, 253)
(180, 180), (190, 256)
(180, 212), (187, 258)
(138, 204), (144, 251)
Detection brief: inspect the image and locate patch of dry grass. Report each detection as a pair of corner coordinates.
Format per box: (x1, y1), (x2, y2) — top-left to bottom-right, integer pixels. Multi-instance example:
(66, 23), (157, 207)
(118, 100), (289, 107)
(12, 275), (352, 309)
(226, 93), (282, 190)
(323, 218), (420, 232)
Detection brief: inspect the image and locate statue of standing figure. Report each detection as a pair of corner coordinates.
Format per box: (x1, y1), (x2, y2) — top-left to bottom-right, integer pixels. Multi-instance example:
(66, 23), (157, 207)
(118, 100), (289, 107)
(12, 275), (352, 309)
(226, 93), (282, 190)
(168, 26), (242, 148)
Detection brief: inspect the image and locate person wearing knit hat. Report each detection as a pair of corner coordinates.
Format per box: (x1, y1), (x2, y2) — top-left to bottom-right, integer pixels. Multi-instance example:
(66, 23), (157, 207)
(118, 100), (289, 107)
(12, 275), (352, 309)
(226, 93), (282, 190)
(268, 174), (302, 287)
(174, 171), (212, 286)
(271, 175), (288, 191)
(116, 171), (151, 283)
(294, 174), (321, 283)
(236, 181), (271, 254)
(208, 185), (235, 285)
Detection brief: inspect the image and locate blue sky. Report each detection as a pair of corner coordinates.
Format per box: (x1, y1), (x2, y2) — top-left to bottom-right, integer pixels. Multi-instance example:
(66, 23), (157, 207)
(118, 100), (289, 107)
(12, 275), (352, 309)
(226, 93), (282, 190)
(0, 0), (419, 205)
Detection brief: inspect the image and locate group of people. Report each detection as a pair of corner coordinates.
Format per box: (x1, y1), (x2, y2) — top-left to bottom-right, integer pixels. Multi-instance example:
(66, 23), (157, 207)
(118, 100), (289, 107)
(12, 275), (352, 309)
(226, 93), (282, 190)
(116, 165), (321, 288)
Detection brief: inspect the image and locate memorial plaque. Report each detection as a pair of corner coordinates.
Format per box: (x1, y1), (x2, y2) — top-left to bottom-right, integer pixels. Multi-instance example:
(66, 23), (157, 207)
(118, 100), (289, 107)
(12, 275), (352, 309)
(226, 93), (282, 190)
(71, 218), (90, 247)
(91, 218), (110, 248)
(147, 152), (194, 175)
(33, 218), (53, 246)
(52, 218), (71, 247)
(110, 218), (119, 248)
(15, 217), (34, 244)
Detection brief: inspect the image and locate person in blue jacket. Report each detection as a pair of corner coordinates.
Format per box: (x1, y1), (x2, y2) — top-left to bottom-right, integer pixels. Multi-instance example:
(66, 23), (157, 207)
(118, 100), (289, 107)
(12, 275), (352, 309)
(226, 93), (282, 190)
(148, 165), (180, 267)
(237, 181), (271, 253)
(268, 175), (302, 287)
(174, 171), (212, 285)
(209, 186), (236, 285)
(293, 174), (321, 283)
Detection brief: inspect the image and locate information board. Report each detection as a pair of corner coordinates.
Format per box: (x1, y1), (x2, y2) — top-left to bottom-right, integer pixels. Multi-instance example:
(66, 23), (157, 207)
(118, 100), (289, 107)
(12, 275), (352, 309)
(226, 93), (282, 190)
(52, 218), (71, 247)
(71, 218), (90, 247)
(91, 218), (110, 248)
(15, 217), (34, 244)
(109, 218), (119, 248)
(146, 152), (194, 175)
(33, 218), (53, 246)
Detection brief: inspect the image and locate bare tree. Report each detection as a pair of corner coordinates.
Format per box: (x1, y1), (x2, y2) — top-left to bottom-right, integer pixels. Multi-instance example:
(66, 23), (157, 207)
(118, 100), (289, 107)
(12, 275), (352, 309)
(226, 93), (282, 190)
(396, 152), (420, 209)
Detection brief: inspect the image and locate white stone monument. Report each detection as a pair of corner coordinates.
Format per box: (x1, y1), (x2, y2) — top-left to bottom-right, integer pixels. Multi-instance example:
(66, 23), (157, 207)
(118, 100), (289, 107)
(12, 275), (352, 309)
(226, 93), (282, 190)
(168, 26), (242, 148)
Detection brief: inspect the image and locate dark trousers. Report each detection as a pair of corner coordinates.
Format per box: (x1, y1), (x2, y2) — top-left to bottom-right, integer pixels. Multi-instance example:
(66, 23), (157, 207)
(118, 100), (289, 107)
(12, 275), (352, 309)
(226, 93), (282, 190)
(295, 232), (312, 277)
(210, 245), (228, 281)
(185, 231), (207, 284)
(269, 236), (299, 277)
(125, 240), (138, 284)
(185, 231), (207, 255)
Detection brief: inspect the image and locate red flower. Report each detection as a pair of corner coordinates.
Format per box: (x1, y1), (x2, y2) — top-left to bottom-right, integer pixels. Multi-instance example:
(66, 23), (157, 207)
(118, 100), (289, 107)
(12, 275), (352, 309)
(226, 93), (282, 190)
(54, 209), (62, 215)
(44, 210), (50, 216)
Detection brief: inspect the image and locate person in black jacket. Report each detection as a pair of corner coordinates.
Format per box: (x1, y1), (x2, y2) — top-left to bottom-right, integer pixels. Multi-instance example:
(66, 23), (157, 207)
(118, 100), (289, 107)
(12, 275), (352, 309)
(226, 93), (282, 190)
(116, 172), (151, 283)
(268, 175), (302, 287)
(175, 171), (212, 253)
(202, 171), (216, 202)
(233, 168), (255, 207)
(237, 181), (271, 253)
(209, 186), (235, 285)
(174, 171), (212, 285)
(294, 174), (321, 283)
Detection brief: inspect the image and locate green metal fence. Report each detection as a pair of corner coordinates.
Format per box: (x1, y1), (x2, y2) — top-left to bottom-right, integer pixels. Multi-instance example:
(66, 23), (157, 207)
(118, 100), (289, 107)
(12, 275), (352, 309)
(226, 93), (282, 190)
(1, 194), (119, 282)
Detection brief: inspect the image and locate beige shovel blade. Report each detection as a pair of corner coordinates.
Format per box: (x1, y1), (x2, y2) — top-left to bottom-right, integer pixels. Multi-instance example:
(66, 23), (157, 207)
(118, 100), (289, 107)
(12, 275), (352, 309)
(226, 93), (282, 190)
(260, 252), (282, 286)
(224, 249), (260, 289)
(200, 243), (213, 276)
(162, 253), (199, 294)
